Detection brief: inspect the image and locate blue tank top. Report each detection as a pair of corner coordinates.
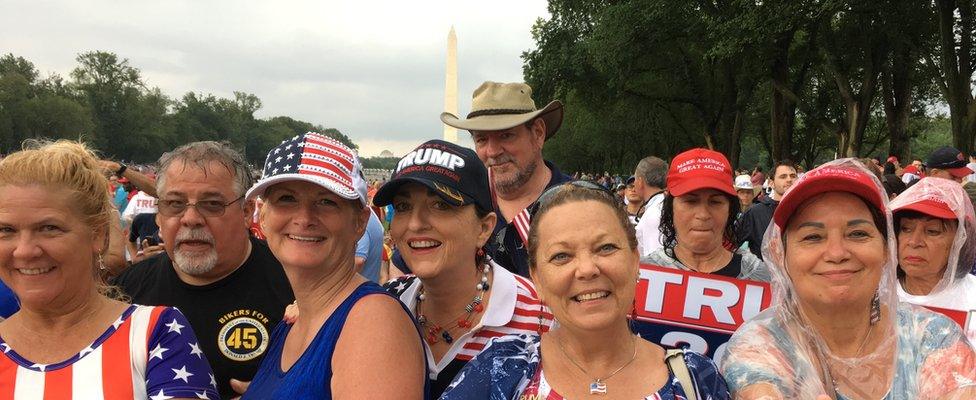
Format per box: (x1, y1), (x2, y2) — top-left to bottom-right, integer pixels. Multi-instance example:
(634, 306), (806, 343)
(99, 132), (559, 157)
(243, 281), (429, 399)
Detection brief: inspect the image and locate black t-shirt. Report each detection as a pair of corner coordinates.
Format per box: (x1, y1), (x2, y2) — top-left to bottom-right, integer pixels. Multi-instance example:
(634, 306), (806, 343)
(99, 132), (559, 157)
(711, 253), (743, 278)
(113, 237), (294, 399)
(128, 212), (160, 247)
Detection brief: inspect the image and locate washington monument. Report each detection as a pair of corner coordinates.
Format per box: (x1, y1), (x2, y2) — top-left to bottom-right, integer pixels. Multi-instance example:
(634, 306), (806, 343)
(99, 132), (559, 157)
(443, 26), (458, 143)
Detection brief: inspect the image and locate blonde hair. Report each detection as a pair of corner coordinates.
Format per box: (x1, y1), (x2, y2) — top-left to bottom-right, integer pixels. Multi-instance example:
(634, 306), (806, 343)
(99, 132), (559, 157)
(0, 139), (124, 300)
(0, 140), (113, 235)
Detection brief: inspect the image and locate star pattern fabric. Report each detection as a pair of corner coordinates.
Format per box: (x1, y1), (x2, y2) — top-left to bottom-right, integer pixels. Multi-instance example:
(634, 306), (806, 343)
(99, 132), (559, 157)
(0, 305), (220, 399)
(261, 132), (361, 200)
(145, 307), (220, 399)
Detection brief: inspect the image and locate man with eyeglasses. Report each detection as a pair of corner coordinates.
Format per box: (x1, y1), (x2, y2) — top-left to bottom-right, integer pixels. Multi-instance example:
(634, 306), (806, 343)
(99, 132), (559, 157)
(113, 141), (294, 399)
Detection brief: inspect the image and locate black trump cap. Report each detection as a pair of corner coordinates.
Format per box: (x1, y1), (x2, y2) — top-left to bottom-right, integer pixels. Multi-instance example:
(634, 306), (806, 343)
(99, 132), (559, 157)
(373, 140), (492, 213)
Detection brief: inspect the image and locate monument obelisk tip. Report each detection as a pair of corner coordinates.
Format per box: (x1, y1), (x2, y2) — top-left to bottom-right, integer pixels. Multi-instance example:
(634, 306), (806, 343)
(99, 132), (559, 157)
(443, 26), (459, 144)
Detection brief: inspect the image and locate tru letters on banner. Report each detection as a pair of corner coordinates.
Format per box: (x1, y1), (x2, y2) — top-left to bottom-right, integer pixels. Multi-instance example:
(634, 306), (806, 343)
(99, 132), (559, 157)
(632, 264), (976, 362)
(632, 264), (772, 363)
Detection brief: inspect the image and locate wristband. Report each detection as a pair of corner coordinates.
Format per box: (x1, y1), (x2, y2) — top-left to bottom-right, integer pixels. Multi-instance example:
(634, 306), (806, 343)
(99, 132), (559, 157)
(116, 163), (128, 177)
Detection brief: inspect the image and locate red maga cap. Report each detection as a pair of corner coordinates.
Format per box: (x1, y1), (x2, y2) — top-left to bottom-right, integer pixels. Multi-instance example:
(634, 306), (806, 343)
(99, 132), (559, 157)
(773, 164), (886, 229)
(892, 195), (956, 220)
(666, 148), (735, 197)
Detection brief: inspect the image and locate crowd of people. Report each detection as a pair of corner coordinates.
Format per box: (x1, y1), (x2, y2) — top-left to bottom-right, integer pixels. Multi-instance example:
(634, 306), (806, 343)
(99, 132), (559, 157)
(0, 80), (973, 399)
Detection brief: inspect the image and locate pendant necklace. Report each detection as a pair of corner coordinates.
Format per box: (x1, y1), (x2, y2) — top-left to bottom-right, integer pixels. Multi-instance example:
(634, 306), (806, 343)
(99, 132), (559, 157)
(554, 332), (638, 395)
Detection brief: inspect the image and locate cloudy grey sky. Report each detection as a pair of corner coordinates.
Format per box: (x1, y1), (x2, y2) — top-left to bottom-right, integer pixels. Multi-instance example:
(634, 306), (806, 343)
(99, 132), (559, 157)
(1, 0), (550, 156)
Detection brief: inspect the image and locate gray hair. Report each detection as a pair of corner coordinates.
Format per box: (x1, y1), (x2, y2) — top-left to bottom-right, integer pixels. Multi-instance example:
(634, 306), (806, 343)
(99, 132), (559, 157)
(634, 156), (668, 189)
(156, 141), (254, 197)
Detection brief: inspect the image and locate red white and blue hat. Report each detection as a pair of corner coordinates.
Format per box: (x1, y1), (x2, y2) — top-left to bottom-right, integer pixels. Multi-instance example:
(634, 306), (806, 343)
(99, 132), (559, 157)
(245, 132), (368, 206)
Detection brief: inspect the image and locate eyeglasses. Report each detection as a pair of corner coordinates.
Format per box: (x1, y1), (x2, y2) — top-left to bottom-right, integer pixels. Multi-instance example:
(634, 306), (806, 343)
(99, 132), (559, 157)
(158, 196), (244, 217)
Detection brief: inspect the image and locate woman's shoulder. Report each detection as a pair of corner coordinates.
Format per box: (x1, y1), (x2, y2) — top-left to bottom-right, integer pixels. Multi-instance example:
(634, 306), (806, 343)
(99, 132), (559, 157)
(668, 350), (731, 398)
(348, 281), (412, 318)
(457, 333), (541, 375)
(642, 248), (678, 268)
(735, 250), (772, 282)
(441, 334), (541, 400)
(383, 274), (420, 298)
(895, 302), (968, 349)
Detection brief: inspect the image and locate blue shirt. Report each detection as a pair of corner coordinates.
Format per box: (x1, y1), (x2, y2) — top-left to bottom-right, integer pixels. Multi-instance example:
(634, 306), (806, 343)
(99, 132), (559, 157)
(113, 186), (130, 213)
(441, 334), (730, 400)
(0, 280), (19, 318)
(356, 209), (384, 283)
(243, 282), (429, 400)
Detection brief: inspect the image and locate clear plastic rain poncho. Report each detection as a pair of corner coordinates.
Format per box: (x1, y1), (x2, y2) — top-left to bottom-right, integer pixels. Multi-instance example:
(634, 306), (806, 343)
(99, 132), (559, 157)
(719, 159), (976, 400)
(888, 177), (976, 299)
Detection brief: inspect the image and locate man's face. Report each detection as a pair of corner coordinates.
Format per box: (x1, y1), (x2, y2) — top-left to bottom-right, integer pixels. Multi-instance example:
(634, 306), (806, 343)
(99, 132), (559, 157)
(736, 188), (756, 209)
(772, 165), (798, 196)
(156, 160), (253, 284)
(471, 120), (546, 194)
(625, 184), (642, 204)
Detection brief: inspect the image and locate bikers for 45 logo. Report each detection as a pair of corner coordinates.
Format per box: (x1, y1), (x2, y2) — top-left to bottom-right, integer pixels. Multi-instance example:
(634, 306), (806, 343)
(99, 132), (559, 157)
(218, 310), (271, 361)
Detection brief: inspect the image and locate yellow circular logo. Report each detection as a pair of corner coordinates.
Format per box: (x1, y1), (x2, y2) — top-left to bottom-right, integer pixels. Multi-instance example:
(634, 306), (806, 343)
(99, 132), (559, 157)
(218, 317), (270, 361)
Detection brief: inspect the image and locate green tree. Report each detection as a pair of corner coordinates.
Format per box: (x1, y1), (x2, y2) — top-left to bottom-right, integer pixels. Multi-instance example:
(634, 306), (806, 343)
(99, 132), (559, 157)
(70, 51), (169, 161)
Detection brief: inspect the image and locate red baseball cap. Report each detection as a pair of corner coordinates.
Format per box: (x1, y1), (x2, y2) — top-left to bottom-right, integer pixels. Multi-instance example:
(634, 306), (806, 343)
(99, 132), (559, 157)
(892, 195), (956, 220)
(773, 163), (886, 229)
(667, 148), (735, 197)
(946, 165), (973, 178)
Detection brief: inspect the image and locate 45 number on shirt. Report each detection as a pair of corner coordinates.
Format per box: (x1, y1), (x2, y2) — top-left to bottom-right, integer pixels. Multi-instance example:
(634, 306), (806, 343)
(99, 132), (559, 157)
(218, 315), (271, 361)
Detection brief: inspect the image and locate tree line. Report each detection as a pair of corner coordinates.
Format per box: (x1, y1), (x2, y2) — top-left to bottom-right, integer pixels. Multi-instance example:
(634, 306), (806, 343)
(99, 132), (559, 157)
(524, 0), (974, 172)
(0, 51), (354, 165)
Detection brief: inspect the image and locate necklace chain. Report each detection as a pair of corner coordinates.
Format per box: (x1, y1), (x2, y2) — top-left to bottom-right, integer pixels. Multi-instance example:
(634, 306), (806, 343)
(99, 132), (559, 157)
(553, 332), (638, 395)
(415, 264), (490, 345)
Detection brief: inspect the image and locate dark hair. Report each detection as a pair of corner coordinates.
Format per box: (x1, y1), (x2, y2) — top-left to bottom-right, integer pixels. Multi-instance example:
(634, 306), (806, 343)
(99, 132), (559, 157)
(883, 162), (897, 175)
(527, 186), (637, 269)
(882, 174), (907, 197)
(771, 160), (796, 178)
(659, 192), (740, 259)
(893, 210), (975, 280)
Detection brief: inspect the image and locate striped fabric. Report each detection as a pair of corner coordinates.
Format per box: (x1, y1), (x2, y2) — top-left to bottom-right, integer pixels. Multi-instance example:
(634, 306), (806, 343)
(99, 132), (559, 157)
(385, 261), (554, 371)
(262, 132), (359, 198)
(455, 274), (552, 361)
(512, 208), (532, 248)
(0, 305), (218, 400)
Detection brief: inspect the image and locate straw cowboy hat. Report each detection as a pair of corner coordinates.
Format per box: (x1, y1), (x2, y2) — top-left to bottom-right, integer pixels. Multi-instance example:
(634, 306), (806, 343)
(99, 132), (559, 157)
(440, 82), (564, 140)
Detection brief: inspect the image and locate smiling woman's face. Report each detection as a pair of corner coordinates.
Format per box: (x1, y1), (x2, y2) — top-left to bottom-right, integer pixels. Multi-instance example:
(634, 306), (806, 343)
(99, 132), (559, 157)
(783, 192), (886, 312)
(529, 200), (639, 333)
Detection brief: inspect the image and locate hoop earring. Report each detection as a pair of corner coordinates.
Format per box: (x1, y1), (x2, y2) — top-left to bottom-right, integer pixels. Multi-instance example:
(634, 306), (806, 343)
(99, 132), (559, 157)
(869, 291), (881, 325)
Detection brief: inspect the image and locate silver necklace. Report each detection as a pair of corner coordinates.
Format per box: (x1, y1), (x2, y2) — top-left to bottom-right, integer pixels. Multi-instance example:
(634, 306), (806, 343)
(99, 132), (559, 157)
(553, 333), (638, 395)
